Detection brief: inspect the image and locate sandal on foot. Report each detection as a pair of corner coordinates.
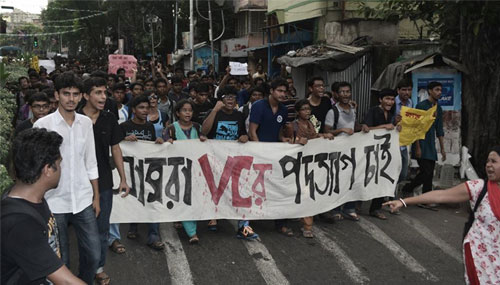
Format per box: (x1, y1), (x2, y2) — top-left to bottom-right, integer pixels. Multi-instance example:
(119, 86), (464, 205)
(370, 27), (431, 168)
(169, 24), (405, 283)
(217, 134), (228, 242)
(277, 226), (294, 237)
(301, 228), (314, 238)
(95, 273), (110, 285)
(109, 240), (126, 254)
(370, 211), (387, 220)
(147, 241), (165, 251)
(237, 226), (259, 240)
(333, 213), (344, 221)
(344, 212), (360, 221)
(207, 220), (218, 232)
(189, 235), (199, 244)
(173, 222), (183, 229)
(126, 231), (138, 240)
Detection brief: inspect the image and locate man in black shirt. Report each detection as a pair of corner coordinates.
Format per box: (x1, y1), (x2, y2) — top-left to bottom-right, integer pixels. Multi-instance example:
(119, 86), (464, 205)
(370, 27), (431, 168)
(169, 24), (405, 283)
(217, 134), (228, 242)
(120, 95), (164, 250)
(15, 92), (50, 136)
(201, 86), (259, 240)
(80, 77), (131, 284)
(1, 128), (85, 285)
(191, 83), (214, 124)
(202, 86), (247, 141)
(307, 76), (332, 133)
(363, 88), (399, 220)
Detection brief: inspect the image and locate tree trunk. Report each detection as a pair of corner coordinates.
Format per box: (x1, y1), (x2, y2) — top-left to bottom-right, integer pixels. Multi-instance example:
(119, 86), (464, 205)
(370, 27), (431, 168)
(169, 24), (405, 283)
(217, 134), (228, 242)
(460, 3), (500, 177)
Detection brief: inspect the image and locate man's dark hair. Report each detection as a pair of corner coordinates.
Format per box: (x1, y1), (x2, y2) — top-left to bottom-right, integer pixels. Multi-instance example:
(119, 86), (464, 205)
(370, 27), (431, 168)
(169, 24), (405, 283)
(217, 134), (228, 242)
(249, 86), (266, 96)
(397, 79), (412, 89)
(42, 88), (55, 99)
(427, 81), (442, 91)
(54, 72), (83, 93)
(378, 88), (397, 99)
(175, 67), (184, 73)
(28, 71), (40, 80)
(130, 82), (144, 90)
(39, 69), (47, 76)
(196, 68), (203, 73)
(129, 95), (150, 110)
(27, 68), (37, 75)
(144, 78), (154, 85)
(221, 86), (238, 97)
(18, 76), (29, 84)
(13, 128), (62, 184)
(195, 83), (210, 93)
(170, 76), (182, 85)
(336, 81), (351, 93)
(307, 76), (324, 88)
(111, 82), (126, 92)
(227, 76), (239, 84)
(188, 82), (198, 91)
(294, 99), (311, 112)
(270, 78), (288, 90)
(90, 70), (108, 80)
(83, 77), (107, 94)
(187, 70), (196, 77)
(331, 82), (340, 93)
(107, 73), (118, 82)
(174, 99), (194, 114)
(28, 92), (49, 106)
(254, 77), (264, 85)
(135, 75), (146, 82)
(117, 68), (125, 75)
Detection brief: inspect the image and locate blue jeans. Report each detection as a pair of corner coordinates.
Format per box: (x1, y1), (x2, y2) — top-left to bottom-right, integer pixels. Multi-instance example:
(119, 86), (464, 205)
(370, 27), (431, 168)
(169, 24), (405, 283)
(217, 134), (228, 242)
(96, 190), (112, 270)
(129, 223), (161, 244)
(108, 223), (121, 246)
(54, 205), (100, 284)
(333, 202), (357, 214)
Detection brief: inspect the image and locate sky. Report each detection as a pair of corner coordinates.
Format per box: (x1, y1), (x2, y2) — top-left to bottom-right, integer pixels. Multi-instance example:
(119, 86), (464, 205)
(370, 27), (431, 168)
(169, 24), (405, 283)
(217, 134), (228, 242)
(1, 0), (48, 14)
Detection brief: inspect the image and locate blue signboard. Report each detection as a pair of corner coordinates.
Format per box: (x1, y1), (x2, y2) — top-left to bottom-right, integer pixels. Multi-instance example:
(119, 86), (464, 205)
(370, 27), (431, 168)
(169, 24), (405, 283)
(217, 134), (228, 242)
(411, 71), (462, 111)
(194, 46), (219, 74)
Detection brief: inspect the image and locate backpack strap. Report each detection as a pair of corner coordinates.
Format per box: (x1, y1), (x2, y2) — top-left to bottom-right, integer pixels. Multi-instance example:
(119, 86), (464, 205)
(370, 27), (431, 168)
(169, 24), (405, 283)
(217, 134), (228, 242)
(463, 181), (488, 239)
(473, 181), (488, 213)
(332, 105), (340, 130)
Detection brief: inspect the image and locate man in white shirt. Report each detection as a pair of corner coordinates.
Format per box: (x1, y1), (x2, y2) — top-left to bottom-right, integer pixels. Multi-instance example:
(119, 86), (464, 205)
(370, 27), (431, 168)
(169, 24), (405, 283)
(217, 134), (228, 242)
(34, 72), (100, 284)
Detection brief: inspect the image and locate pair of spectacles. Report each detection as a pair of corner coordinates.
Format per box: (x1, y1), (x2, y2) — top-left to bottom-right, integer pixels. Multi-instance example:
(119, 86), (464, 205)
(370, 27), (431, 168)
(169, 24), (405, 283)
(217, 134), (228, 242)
(148, 95), (158, 100)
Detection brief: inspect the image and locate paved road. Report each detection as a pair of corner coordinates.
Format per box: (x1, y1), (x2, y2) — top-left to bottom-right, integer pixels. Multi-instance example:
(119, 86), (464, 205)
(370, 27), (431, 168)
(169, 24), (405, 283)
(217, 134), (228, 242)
(69, 203), (467, 284)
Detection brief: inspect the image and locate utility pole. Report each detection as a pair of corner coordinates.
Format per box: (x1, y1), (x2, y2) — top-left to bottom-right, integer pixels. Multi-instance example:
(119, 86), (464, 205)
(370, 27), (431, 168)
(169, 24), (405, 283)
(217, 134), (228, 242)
(174, 0), (178, 52)
(189, 0), (194, 70)
(208, 0), (214, 70)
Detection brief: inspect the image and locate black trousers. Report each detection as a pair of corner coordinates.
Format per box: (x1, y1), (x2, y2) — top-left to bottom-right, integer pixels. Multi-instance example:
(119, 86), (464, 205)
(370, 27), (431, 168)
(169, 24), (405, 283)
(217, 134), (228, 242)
(404, 158), (436, 194)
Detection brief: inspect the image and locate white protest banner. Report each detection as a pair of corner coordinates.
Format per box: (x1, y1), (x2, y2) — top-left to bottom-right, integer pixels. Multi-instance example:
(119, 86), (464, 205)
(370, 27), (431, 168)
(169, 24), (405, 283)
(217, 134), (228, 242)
(110, 129), (401, 223)
(108, 54), (137, 78)
(229, 61), (248, 76)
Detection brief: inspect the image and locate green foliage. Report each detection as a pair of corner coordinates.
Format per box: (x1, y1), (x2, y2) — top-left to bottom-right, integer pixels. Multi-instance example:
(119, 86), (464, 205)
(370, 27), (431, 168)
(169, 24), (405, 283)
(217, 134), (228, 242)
(0, 70), (18, 194)
(0, 62), (11, 88)
(0, 164), (13, 194)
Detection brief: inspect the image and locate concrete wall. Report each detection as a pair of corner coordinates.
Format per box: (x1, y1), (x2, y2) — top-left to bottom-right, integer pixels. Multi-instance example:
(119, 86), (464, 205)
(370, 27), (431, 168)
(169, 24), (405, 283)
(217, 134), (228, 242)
(324, 20), (398, 45)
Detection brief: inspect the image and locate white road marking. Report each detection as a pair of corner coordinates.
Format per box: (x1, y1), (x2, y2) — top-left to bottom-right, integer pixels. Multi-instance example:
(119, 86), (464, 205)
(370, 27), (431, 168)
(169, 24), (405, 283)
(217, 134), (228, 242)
(229, 221), (290, 285)
(358, 218), (439, 282)
(398, 212), (462, 263)
(313, 226), (370, 284)
(160, 223), (194, 285)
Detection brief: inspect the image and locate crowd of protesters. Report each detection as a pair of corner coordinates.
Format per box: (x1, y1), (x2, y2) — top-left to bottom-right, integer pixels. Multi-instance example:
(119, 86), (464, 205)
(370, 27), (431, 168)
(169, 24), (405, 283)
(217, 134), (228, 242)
(1, 59), (498, 285)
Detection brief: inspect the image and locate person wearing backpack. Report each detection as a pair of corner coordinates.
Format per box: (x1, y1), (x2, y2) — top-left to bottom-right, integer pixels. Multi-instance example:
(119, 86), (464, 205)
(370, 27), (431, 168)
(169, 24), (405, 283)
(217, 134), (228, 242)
(384, 146), (500, 285)
(324, 82), (369, 221)
(1, 128), (85, 285)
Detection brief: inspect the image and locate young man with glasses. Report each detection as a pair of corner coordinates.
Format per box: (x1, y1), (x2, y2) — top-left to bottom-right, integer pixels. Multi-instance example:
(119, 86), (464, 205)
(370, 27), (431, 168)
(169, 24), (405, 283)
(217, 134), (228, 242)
(307, 77), (332, 134)
(15, 92), (50, 135)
